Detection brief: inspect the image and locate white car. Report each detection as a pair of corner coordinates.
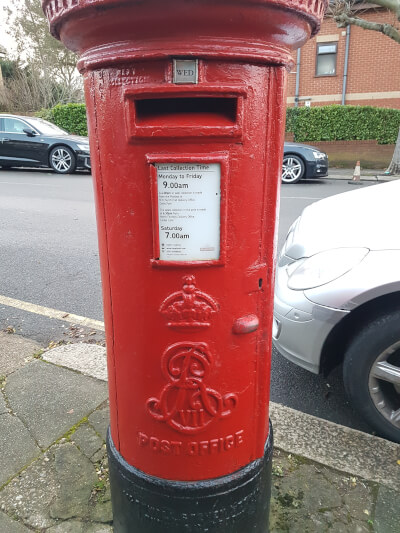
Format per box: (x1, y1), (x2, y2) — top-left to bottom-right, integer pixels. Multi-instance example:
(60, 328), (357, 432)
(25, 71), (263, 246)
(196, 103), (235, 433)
(273, 180), (400, 442)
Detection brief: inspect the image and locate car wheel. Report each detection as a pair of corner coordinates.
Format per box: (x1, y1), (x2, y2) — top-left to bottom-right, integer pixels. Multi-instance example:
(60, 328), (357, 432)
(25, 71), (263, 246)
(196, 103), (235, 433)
(343, 310), (400, 442)
(49, 146), (76, 174)
(282, 155), (305, 184)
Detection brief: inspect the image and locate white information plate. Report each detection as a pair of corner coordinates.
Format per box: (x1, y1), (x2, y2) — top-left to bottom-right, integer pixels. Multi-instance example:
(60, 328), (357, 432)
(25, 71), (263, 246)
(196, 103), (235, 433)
(173, 59), (198, 84)
(156, 162), (221, 261)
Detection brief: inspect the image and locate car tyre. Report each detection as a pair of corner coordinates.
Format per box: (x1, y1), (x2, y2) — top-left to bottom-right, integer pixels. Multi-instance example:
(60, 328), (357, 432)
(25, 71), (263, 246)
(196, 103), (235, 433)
(282, 155), (305, 184)
(49, 146), (76, 174)
(343, 310), (400, 443)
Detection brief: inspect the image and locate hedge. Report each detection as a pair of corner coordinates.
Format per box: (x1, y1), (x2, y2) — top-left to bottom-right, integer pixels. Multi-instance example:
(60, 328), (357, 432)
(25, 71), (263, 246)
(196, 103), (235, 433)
(36, 103), (88, 136)
(36, 103), (400, 145)
(286, 105), (400, 145)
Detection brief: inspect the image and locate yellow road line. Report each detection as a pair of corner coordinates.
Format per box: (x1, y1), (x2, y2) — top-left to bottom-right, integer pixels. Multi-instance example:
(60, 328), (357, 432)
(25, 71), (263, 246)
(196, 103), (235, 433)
(0, 295), (105, 332)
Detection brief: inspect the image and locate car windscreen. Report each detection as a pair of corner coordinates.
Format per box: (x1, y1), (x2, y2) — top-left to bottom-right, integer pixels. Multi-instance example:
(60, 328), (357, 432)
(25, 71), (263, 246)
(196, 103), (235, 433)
(28, 118), (68, 136)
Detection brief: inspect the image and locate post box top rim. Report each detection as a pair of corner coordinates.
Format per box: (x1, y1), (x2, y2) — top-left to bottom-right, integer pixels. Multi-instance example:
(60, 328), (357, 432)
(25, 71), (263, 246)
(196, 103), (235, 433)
(41, 0), (329, 42)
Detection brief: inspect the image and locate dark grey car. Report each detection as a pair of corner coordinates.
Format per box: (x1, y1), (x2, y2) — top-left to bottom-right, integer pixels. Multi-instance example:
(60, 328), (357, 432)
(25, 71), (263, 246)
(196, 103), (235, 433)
(0, 114), (90, 174)
(282, 142), (328, 184)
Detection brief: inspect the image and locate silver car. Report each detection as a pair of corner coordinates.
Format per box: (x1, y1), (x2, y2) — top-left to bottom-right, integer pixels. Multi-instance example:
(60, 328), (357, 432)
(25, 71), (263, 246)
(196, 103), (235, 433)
(273, 180), (400, 442)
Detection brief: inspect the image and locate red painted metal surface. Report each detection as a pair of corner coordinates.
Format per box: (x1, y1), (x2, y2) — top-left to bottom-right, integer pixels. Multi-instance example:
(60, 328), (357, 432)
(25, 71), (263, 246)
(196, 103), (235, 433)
(42, 0), (327, 481)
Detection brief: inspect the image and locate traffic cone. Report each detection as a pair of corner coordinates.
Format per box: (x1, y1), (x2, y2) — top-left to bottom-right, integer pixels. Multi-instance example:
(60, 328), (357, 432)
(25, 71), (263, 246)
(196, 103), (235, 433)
(348, 160), (363, 185)
(353, 161), (361, 181)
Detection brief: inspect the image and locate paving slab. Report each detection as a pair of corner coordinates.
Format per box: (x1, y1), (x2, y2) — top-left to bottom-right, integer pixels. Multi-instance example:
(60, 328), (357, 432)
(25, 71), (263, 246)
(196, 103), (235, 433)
(0, 441), (111, 530)
(85, 525), (113, 533)
(47, 521), (86, 533)
(43, 344), (107, 381)
(5, 360), (108, 448)
(0, 391), (8, 414)
(89, 495), (112, 524)
(88, 404), (110, 441)
(0, 449), (58, 529)
(270, 449), (378, 533)
(0, 511), (31, 532)
(374, 486), (400, 533)
(47, 521), (113, 533)
(71, 423), (104, 460)
(0, 413), (40, 486)
(0, 332), (42, 376)
(49, 444), (98, 520)
(342, 483), (375, 522)
(278, 463), (342, 511)
(91, 444), (107, 464)
(46, 520), (113, 533)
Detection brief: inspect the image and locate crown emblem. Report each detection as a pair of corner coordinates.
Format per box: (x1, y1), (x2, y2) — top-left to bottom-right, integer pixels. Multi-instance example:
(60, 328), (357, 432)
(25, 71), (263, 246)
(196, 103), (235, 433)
(159, 275), (219, 329)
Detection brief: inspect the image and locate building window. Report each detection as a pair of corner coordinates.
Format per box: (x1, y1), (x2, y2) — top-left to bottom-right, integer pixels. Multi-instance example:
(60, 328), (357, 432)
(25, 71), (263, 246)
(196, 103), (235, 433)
(316, 43), (337, 77)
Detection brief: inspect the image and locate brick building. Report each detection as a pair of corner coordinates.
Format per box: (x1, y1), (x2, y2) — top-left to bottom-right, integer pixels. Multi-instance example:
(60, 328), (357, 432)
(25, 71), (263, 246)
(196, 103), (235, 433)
(287, 7), (400, 109)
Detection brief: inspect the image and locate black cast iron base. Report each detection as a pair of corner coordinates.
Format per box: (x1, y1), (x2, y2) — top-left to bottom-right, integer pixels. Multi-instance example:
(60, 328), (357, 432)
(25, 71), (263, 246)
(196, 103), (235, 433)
(107, 422), (273, 533)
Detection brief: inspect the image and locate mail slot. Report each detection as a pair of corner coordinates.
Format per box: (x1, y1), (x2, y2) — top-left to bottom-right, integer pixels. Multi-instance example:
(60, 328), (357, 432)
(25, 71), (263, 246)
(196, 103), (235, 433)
(42, 0), (327, 531)
(125, 87), (245, 139)
(135, 97), (238, 125)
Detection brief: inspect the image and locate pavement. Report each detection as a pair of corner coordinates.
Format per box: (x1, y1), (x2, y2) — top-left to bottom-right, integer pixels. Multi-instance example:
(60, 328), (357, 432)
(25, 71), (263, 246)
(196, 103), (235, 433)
(1, 332), (399, 533)
(325, 168), (398, 183)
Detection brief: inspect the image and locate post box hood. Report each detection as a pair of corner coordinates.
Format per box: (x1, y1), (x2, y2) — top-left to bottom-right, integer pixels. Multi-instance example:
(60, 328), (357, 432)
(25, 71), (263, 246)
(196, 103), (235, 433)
(42, 0), (328, 72)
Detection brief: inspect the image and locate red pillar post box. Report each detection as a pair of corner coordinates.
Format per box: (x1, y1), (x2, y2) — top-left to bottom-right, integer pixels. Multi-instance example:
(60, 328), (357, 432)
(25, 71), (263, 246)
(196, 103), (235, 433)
(42, 1), (326, 531)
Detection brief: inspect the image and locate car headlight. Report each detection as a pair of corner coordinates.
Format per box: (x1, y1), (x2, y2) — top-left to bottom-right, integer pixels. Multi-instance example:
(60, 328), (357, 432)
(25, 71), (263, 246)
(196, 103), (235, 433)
(312, 150), (326, 160)
(77, 143), (90, 152)
(287, 248), (369, 290)
(279, 217), (299, 260)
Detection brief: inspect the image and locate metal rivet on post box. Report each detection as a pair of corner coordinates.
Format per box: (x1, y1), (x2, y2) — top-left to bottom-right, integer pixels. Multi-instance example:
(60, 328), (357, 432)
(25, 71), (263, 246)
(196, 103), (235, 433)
(41, 1), (327, 531)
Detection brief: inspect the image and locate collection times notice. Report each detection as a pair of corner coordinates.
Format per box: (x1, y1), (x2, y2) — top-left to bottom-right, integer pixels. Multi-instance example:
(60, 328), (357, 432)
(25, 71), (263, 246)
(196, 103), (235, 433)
(156, 163), (221, 261)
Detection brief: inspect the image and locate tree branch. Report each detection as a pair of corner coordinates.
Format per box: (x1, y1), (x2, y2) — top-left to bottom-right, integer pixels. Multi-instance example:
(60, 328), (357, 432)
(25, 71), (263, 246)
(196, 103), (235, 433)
(368, 0), (400, 20)
(334, 13), (400, 43)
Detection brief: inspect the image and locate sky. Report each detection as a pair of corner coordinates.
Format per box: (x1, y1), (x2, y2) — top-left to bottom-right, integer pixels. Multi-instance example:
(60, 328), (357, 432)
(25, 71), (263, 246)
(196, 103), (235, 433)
(0, 0), (17, 54)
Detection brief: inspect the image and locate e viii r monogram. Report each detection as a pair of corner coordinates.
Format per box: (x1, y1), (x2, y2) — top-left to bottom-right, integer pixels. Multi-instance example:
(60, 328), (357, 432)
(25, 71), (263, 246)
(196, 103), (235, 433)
(147, 342), (238, 434)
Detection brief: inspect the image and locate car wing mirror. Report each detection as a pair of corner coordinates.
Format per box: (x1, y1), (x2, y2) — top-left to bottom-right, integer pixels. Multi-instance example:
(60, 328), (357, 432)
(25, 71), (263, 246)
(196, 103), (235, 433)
(23, 128), (37, 137)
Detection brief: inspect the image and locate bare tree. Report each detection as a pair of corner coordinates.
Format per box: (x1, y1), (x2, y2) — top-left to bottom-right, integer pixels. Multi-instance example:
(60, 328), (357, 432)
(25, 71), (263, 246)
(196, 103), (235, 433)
(0, 62), (82, 113)
(2, 0), (83, 108)
(330, 1), (400, 174)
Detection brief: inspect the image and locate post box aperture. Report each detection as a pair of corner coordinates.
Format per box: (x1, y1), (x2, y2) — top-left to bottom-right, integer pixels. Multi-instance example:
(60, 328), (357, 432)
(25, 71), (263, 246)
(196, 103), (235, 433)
(125, 87), (244, 139)
(135, 98), (238, 126)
